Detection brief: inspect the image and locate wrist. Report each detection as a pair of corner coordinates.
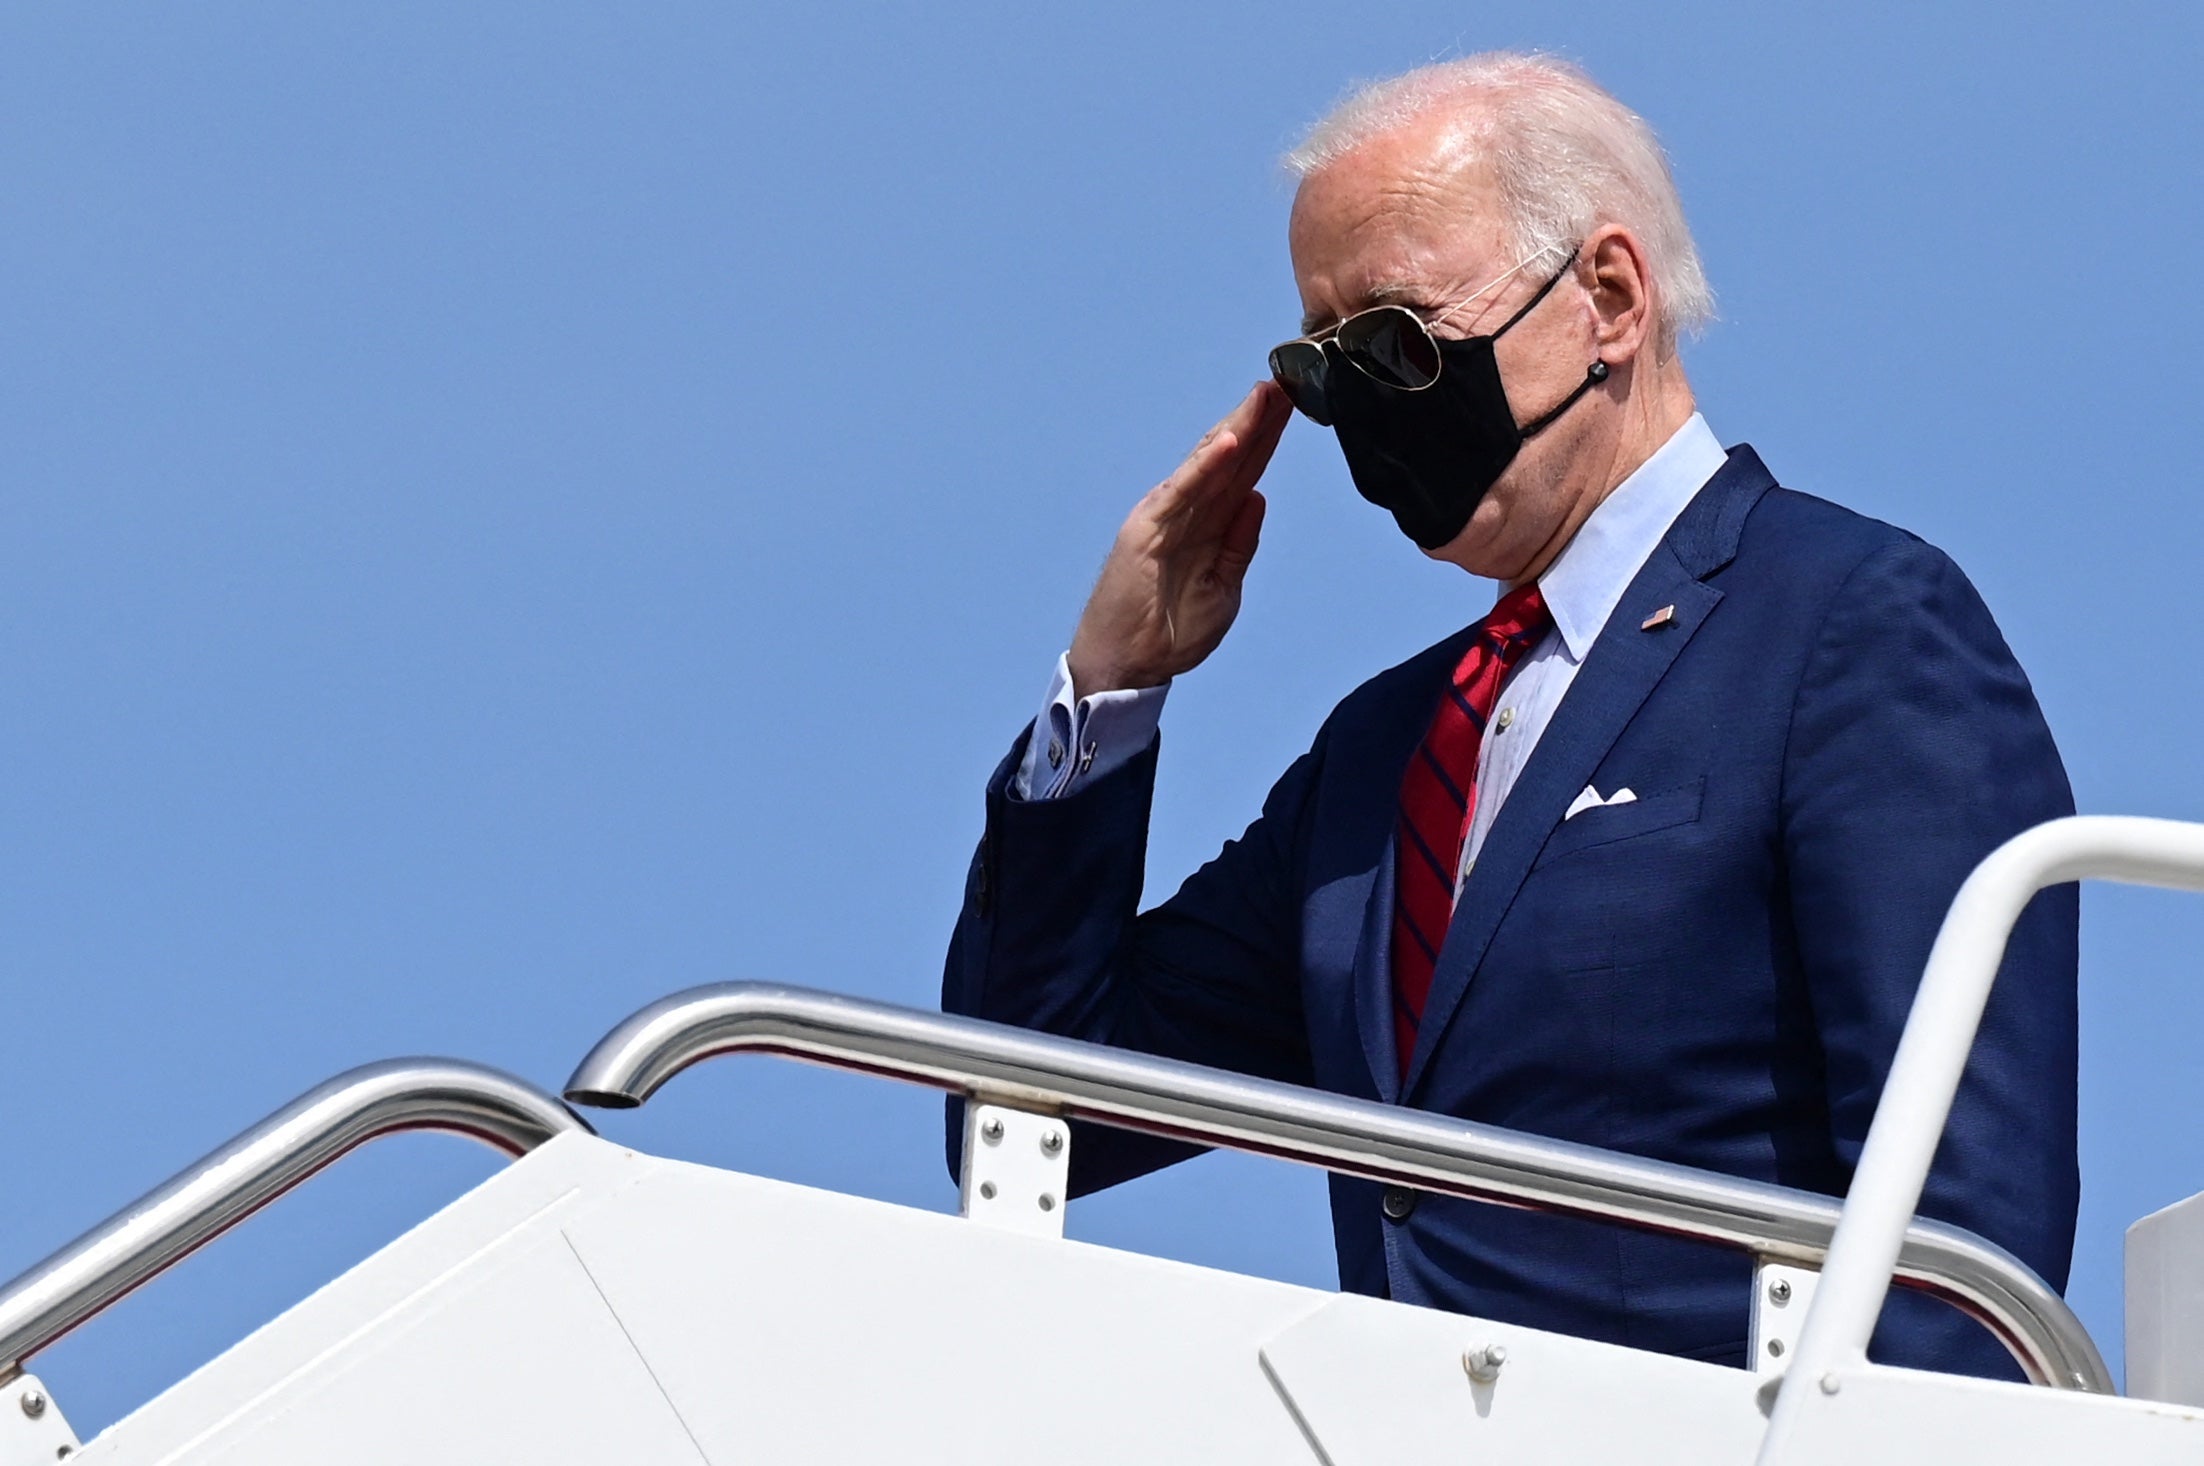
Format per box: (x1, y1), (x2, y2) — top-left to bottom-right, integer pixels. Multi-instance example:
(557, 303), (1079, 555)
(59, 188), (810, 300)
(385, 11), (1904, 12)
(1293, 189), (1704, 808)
(1066, 649), (1165, 701)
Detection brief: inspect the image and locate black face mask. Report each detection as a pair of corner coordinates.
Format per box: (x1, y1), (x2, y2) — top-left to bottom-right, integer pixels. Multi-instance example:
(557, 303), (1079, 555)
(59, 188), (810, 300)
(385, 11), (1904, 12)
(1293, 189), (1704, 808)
(1326, 260), (1611, 551)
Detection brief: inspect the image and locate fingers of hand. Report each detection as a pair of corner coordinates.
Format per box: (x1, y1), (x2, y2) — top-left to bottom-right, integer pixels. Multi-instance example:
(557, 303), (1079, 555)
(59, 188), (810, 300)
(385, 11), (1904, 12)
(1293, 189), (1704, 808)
(1181, 387), (1262, 472)
(1218, 379), (1275, 440)
(1152, 381), (1270, 512)
(1196, 382), (1291, 506)
(1134, 435), (1217, 524)
(1219, 384), (1292, 499)
(1135, 383), (1290, 577)
(1190, 386), (1259, 453)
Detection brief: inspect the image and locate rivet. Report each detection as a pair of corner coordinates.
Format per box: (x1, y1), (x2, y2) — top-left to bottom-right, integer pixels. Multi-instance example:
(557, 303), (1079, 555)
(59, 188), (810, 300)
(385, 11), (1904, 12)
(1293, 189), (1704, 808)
(1038, 1193), (1057, 1212)
(1767, 1339), (1785, 1357)
(978, 1181), (997, 1200)
(1769, 1279), (1792, 1304)
(1040, 1130), (1064, 1155)
(1819, 1372), (1842, 1396)
(1462, 1343), (1507, 1383)
(19, 1390), (46, 1420)
(980, 1117), (1004, 1144)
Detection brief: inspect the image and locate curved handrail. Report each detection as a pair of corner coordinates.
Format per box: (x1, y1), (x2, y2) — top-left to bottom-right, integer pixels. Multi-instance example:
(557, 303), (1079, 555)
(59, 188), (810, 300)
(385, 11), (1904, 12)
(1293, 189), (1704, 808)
(563, 981), (2110, 1393)
(1762, 814), (2204, 1459)
(0, 1059), (589, 1376)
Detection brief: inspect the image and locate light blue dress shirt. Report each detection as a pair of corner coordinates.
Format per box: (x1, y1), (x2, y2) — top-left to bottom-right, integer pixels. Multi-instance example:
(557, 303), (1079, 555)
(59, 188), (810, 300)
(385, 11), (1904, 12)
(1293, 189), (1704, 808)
(1013, 415), (1731, 864)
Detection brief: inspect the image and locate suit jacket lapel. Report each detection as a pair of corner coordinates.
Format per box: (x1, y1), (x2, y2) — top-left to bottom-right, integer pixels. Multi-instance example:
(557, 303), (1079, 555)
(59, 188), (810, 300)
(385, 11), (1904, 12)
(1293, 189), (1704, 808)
(1397, 447), (1776, 1100)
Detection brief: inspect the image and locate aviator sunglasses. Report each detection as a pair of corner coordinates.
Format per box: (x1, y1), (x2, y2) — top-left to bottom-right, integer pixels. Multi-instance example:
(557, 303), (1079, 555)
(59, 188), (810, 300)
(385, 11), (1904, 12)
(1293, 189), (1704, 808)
(1268, 243), (1578, 426)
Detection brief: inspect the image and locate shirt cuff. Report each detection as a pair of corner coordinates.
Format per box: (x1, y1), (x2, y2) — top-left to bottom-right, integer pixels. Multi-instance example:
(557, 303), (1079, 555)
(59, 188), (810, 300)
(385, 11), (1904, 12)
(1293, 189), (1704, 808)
(1009, 653), (1169, 800)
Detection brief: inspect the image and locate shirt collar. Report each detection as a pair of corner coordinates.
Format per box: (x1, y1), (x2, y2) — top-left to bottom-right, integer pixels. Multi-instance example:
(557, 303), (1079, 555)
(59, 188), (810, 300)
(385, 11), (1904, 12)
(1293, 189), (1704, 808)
(1533, 413), (1728, 663)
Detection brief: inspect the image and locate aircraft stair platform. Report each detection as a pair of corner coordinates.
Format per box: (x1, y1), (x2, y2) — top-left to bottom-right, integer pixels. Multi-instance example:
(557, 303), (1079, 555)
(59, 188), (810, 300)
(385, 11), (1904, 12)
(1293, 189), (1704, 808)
(5, 815), (2204, 1464)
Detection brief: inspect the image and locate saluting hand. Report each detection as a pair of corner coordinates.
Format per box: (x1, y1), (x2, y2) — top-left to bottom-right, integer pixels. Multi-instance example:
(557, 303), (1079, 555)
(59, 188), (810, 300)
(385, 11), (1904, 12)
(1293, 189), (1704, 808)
(1067, 381), (1293, 697)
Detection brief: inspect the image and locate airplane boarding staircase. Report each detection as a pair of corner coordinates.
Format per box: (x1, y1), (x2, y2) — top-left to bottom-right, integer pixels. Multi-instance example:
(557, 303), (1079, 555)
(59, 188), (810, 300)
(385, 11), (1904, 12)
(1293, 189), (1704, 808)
(4, 816), (2204, 1463)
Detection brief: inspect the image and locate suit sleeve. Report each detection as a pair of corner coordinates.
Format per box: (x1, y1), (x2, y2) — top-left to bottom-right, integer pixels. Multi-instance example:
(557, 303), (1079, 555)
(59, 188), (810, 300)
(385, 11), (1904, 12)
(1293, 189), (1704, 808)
(1781, 537), (2079, 1378)
(943, 720), (1325, 1194)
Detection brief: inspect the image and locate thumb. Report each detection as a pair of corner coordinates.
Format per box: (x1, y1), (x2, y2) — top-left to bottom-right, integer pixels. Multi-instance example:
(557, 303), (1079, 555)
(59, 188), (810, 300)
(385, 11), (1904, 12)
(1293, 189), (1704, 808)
(1214, 490), (1267, 584)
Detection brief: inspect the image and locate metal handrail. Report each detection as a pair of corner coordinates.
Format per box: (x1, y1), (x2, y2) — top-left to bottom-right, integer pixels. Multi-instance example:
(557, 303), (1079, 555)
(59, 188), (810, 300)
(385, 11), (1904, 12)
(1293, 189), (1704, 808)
(1762, 815), (2204, 1459)
(563, 981), (2111, 1393)
(0, 1059), (589, 1376)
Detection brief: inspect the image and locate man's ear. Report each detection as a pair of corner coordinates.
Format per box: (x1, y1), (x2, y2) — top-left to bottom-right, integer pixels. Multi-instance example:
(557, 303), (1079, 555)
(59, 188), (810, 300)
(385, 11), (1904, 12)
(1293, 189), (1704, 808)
(1583, 223), (1657, 366)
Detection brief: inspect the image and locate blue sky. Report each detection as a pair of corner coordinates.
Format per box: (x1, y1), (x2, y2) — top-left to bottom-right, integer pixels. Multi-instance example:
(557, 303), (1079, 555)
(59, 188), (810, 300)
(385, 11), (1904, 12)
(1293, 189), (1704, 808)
(4, 1), (2199, 1431)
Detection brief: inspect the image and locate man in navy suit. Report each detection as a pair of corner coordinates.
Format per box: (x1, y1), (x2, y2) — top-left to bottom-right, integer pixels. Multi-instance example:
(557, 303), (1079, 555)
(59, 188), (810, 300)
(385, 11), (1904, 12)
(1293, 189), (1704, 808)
(942, 53), (2076, 1378)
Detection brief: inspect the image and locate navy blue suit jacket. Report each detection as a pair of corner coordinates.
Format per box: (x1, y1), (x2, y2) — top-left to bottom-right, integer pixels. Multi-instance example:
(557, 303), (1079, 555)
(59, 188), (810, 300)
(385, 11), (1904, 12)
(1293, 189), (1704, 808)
(943, 446), (2078, 1376)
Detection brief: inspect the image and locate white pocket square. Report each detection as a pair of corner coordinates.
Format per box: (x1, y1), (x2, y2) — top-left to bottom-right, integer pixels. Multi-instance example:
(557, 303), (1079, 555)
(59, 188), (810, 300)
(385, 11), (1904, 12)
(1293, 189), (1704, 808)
(1564, 785), (1637, 821)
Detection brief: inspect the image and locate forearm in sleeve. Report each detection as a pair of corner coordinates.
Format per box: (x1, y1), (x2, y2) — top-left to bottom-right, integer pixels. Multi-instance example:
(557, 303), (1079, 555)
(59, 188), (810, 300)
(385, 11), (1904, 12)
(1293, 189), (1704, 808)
(945, 713), (1326, 1193)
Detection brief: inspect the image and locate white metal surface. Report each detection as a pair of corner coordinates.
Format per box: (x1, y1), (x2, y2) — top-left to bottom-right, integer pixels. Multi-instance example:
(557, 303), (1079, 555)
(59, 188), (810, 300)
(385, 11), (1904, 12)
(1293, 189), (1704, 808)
(1259, 1295), (1768, 1465)
(958, 1102), (1070, 1238)
(72, 1134), (666, 1465)
(77, 1133), (1322, 1463)
(2128, 1189), (2204, 1406)
(19, 1103), (2188, 1463)
(0, 1374), (79, 1465)
(1763, 815), (2204, 1462)
(67, 1131), (1819, 1465)
(1768, 1362), (2204, 1464)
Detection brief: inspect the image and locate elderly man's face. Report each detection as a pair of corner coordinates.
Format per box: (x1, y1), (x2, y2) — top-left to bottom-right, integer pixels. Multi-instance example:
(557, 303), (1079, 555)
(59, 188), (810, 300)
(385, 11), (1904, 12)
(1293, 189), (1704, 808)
(1288, 114), (1604, 583)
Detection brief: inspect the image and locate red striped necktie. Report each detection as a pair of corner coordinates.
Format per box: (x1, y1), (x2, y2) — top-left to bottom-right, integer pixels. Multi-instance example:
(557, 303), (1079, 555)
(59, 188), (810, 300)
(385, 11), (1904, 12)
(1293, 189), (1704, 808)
(1390, 582), (1552, 1076)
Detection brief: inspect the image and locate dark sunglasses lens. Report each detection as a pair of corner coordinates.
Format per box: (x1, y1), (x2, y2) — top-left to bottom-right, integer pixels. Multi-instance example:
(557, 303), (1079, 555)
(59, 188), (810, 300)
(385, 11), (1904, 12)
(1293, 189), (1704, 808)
(1269, 341), (1334, 425)
(1336, 308), (1442, 390)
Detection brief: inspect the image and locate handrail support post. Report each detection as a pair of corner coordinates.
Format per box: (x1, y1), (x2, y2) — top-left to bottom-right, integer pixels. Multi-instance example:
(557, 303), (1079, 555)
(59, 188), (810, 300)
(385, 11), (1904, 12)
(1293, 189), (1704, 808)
(959, 1101), (1070, 1239)
(0, 1371), (80, 1464)
(1749, 1260), (1820, 1378)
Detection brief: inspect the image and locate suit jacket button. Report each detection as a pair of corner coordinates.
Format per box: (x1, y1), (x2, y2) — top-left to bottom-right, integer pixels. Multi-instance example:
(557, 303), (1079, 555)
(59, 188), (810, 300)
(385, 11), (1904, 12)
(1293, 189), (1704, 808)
(1381, 1186), (1417, 1222)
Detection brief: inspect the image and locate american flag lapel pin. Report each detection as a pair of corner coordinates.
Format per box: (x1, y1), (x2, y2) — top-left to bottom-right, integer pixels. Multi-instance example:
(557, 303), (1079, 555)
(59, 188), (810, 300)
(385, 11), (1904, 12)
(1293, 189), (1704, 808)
(1640, 604), (1677, 631)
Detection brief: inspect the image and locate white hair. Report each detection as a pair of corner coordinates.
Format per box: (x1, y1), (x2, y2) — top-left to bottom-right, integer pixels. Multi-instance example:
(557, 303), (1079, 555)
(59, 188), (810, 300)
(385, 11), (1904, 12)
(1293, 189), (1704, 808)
(1284, 52), (1713, 343)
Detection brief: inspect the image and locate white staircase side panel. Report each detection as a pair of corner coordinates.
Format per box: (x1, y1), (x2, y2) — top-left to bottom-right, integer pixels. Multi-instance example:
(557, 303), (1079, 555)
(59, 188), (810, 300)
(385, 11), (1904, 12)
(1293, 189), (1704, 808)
(59, 1132), (1809, 1465)
(122, 1232), (709, 1466)
(73, 1132), (658, 1465)
(2128, 1188), (2204, 1406)
(1261, 1293), (1768, 1465)
(1774, 1362), (2204, 1465)
(547, 1153), (1331, 1462)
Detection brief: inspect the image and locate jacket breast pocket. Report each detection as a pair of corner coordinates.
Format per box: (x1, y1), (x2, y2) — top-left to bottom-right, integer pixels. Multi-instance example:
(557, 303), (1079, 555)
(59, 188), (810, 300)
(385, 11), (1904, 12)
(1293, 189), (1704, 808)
(1533, 776), (1706, 867)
